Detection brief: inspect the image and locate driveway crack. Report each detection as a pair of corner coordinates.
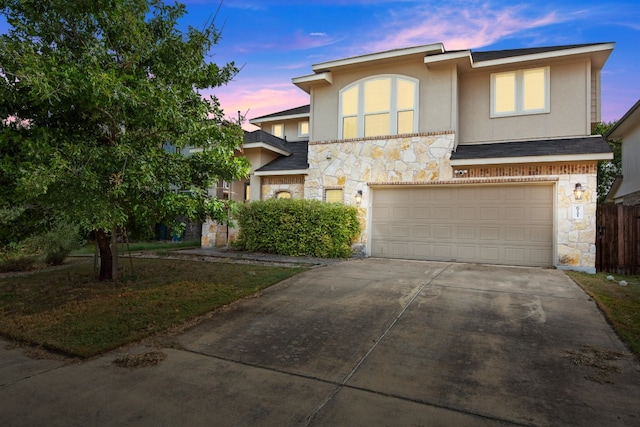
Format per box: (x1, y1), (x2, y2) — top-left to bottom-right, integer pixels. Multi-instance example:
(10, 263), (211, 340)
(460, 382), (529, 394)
(303, 264), (451, 426)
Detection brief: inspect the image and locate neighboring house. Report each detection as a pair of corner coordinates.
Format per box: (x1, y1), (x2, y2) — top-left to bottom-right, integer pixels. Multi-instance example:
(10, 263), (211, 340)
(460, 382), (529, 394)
(201, 120), (309, 246)
(203, 42), (615, 273)
(604, 99), (640, 205)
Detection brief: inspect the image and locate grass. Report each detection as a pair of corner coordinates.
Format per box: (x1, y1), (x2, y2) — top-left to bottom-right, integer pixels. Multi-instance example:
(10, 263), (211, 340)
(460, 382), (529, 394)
(566, 271), (640, 357)
(0, 258), (305, 358)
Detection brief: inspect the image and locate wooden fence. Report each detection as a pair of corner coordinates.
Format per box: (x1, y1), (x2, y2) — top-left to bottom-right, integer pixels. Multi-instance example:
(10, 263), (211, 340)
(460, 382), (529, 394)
(596, 204), (640, 274)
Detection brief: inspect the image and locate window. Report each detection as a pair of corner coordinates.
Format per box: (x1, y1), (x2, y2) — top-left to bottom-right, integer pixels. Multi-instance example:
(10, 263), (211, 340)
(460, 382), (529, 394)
(340, 75), (418, 139)
(276, 191), (291, 199)
(325, 188), (343, 203)
(244, 183), (251, 201)
(298, 121), (309, 137)
(272, 123), (284, 138)
(491, 67), (549, 117)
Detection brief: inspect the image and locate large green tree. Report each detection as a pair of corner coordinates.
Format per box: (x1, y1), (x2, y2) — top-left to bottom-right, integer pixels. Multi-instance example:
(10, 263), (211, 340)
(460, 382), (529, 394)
(0, 0), (249, 279)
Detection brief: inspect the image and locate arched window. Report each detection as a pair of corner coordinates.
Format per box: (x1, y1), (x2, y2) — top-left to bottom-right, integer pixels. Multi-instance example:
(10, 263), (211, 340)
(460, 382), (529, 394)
(276, 191), (291, 199)
(340, 75), (418, 139)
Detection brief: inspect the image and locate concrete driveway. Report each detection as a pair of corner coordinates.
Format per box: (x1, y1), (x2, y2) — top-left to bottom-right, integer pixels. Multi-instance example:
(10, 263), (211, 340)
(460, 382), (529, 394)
(1, 259), (639, 426)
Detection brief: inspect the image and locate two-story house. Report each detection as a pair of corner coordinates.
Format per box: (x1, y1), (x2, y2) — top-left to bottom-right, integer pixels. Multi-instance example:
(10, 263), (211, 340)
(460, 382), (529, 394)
(202, 42), (614, 273)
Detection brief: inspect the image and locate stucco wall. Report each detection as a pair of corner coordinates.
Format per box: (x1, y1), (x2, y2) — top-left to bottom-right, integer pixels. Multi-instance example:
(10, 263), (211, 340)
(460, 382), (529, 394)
(310, 59), (456, 142)
(458, 60), (591, 144)
(617, 120), (640, 199)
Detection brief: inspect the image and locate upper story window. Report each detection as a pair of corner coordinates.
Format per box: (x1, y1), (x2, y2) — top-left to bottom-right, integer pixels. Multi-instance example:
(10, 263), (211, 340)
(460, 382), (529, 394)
(491, 67), (549, 117)
(340, 75), (418, 139)
(272, 123), (284, 138)
(298, 121), (309, 138)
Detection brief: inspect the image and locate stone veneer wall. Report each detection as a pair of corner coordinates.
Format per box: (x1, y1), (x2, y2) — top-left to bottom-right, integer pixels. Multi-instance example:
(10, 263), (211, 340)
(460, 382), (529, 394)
(462, 162), (599, 272)
(305, 132), (456, 252)
(261, 175), (305, 199)
(306, 132), (599, 272)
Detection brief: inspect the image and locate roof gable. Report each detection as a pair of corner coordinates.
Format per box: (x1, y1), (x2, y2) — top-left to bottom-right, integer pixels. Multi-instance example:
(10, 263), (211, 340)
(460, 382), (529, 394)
(250, 105), (310, 125)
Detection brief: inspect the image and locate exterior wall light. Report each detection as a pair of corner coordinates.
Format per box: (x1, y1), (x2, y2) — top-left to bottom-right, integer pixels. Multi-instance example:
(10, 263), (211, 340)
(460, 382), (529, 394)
(573, 183), (584, 200)
(355, 190), (363, 205)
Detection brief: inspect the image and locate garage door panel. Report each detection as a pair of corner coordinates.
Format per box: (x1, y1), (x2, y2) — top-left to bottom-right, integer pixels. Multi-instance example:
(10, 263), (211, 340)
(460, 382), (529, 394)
(480, 227), (501, 240)
(371, 185), (553, 267)
(391, 225), (409, 238)
(457, 226), (475, 239)
(413, 225), (430, 238)
(434, 226), (452, 239)
(505, 227), (526, 242)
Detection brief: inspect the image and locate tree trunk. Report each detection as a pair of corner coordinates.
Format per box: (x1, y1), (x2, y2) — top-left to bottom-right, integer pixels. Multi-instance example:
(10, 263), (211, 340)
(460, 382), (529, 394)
(95, 229), (113, 281)
(111, 227), (119, 281)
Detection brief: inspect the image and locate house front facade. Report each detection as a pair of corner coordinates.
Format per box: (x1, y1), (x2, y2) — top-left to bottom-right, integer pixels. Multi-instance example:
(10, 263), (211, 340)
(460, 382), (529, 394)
(203, 42), (615, 273)
(605, 99), (640, 205)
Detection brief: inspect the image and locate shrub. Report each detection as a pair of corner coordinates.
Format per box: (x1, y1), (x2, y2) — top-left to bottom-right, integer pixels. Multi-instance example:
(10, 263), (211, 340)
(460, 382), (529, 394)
(234, 199), (360, 258)
(0, 243), (39, 273)
(22, 221), (83, 265)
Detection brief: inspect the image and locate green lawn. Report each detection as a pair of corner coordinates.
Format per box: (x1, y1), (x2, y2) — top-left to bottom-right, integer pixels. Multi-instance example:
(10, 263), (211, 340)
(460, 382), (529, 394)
(567, 271), (640, 357)
(0, 258), (305, 357)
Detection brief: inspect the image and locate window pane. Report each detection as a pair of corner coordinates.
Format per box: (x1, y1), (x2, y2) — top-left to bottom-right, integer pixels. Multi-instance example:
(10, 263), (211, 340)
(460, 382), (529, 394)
(342, 86), (358, 116)
(244, 184), (250, 201)
(276, 191), (291, 199)
(364, 78), (391, 113)
(272, 124), (283, 138)
(523, 68), (545, 111)
(397, 110), (413, 134)
(494, 72), (516, 113)
(299, 121), (309, 136)
(397, 79), (415, 110)
(365, 113), (390, 137)
(325, 189), (343, 203)
(343, 116), (357, 139)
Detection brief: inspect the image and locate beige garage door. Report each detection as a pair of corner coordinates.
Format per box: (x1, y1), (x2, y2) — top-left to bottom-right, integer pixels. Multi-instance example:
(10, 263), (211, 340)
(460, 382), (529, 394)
(371, 184), (553, 267)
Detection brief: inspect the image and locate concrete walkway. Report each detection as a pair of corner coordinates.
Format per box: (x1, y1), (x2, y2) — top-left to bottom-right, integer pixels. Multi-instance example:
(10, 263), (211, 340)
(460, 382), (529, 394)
(1, 259), (639, 426)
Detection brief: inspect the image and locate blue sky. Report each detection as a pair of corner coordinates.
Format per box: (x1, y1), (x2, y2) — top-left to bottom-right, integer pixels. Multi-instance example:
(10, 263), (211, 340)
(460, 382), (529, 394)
(2, 1), (638, 129)
(193, 0), (639, 130)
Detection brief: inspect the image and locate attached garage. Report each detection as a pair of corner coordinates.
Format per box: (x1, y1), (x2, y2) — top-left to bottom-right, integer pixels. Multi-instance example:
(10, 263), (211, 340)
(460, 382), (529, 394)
(370, 184), (554, 267)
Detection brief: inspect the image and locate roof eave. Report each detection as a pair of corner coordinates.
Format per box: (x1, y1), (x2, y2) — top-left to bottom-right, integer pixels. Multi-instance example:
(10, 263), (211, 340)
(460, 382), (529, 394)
(310, 43), (445, 73)
(242, 142), (291, 157)
(254, 169), (309, 176)
(250, 112), (310, 125)
(606, 99), (640, 139)
(472, 43), (615, 69)
(292, 72), (332, 93)
(424, 51), (472, 68)
(450, 152), (613, 166)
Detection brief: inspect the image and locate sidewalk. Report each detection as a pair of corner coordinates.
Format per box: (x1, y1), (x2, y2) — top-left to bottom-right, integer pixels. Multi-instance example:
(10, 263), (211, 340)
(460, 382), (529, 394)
(176, 246), (346, 267)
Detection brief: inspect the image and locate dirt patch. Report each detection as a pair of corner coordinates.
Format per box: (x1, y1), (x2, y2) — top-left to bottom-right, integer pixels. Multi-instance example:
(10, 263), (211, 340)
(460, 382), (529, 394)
(563, 345), (626, 384)
(113, 351), (167, 368)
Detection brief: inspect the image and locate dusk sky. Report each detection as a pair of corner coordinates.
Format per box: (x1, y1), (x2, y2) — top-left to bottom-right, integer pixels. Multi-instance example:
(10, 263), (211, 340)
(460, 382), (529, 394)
(197, 0), (640, 130)
(2, 1), (639, 130)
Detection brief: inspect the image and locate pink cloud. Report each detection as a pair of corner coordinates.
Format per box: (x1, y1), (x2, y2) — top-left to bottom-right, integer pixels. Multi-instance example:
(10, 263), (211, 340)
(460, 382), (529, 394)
(361, 4), (568, 53)
(204, 83), (309, 131)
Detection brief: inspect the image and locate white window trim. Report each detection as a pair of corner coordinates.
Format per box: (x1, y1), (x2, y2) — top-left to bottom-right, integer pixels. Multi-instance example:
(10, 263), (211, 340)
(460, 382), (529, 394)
(339, 74), (419, 139)
(298, 120), (309, 138)
(490, 66), (550, 118)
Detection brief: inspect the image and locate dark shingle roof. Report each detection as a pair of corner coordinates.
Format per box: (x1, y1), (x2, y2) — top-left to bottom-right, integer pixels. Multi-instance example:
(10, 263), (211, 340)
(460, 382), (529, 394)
(251, 105), (310, 122)
(256, 141), (309, 172)
(243, 130), (291, 154)
(451, 136), (612, 160)
(471, 43), (612, 62)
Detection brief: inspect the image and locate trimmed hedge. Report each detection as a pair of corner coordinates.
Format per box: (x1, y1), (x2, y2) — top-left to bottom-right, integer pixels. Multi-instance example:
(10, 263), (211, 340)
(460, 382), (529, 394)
(234, 199), (361, 258)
